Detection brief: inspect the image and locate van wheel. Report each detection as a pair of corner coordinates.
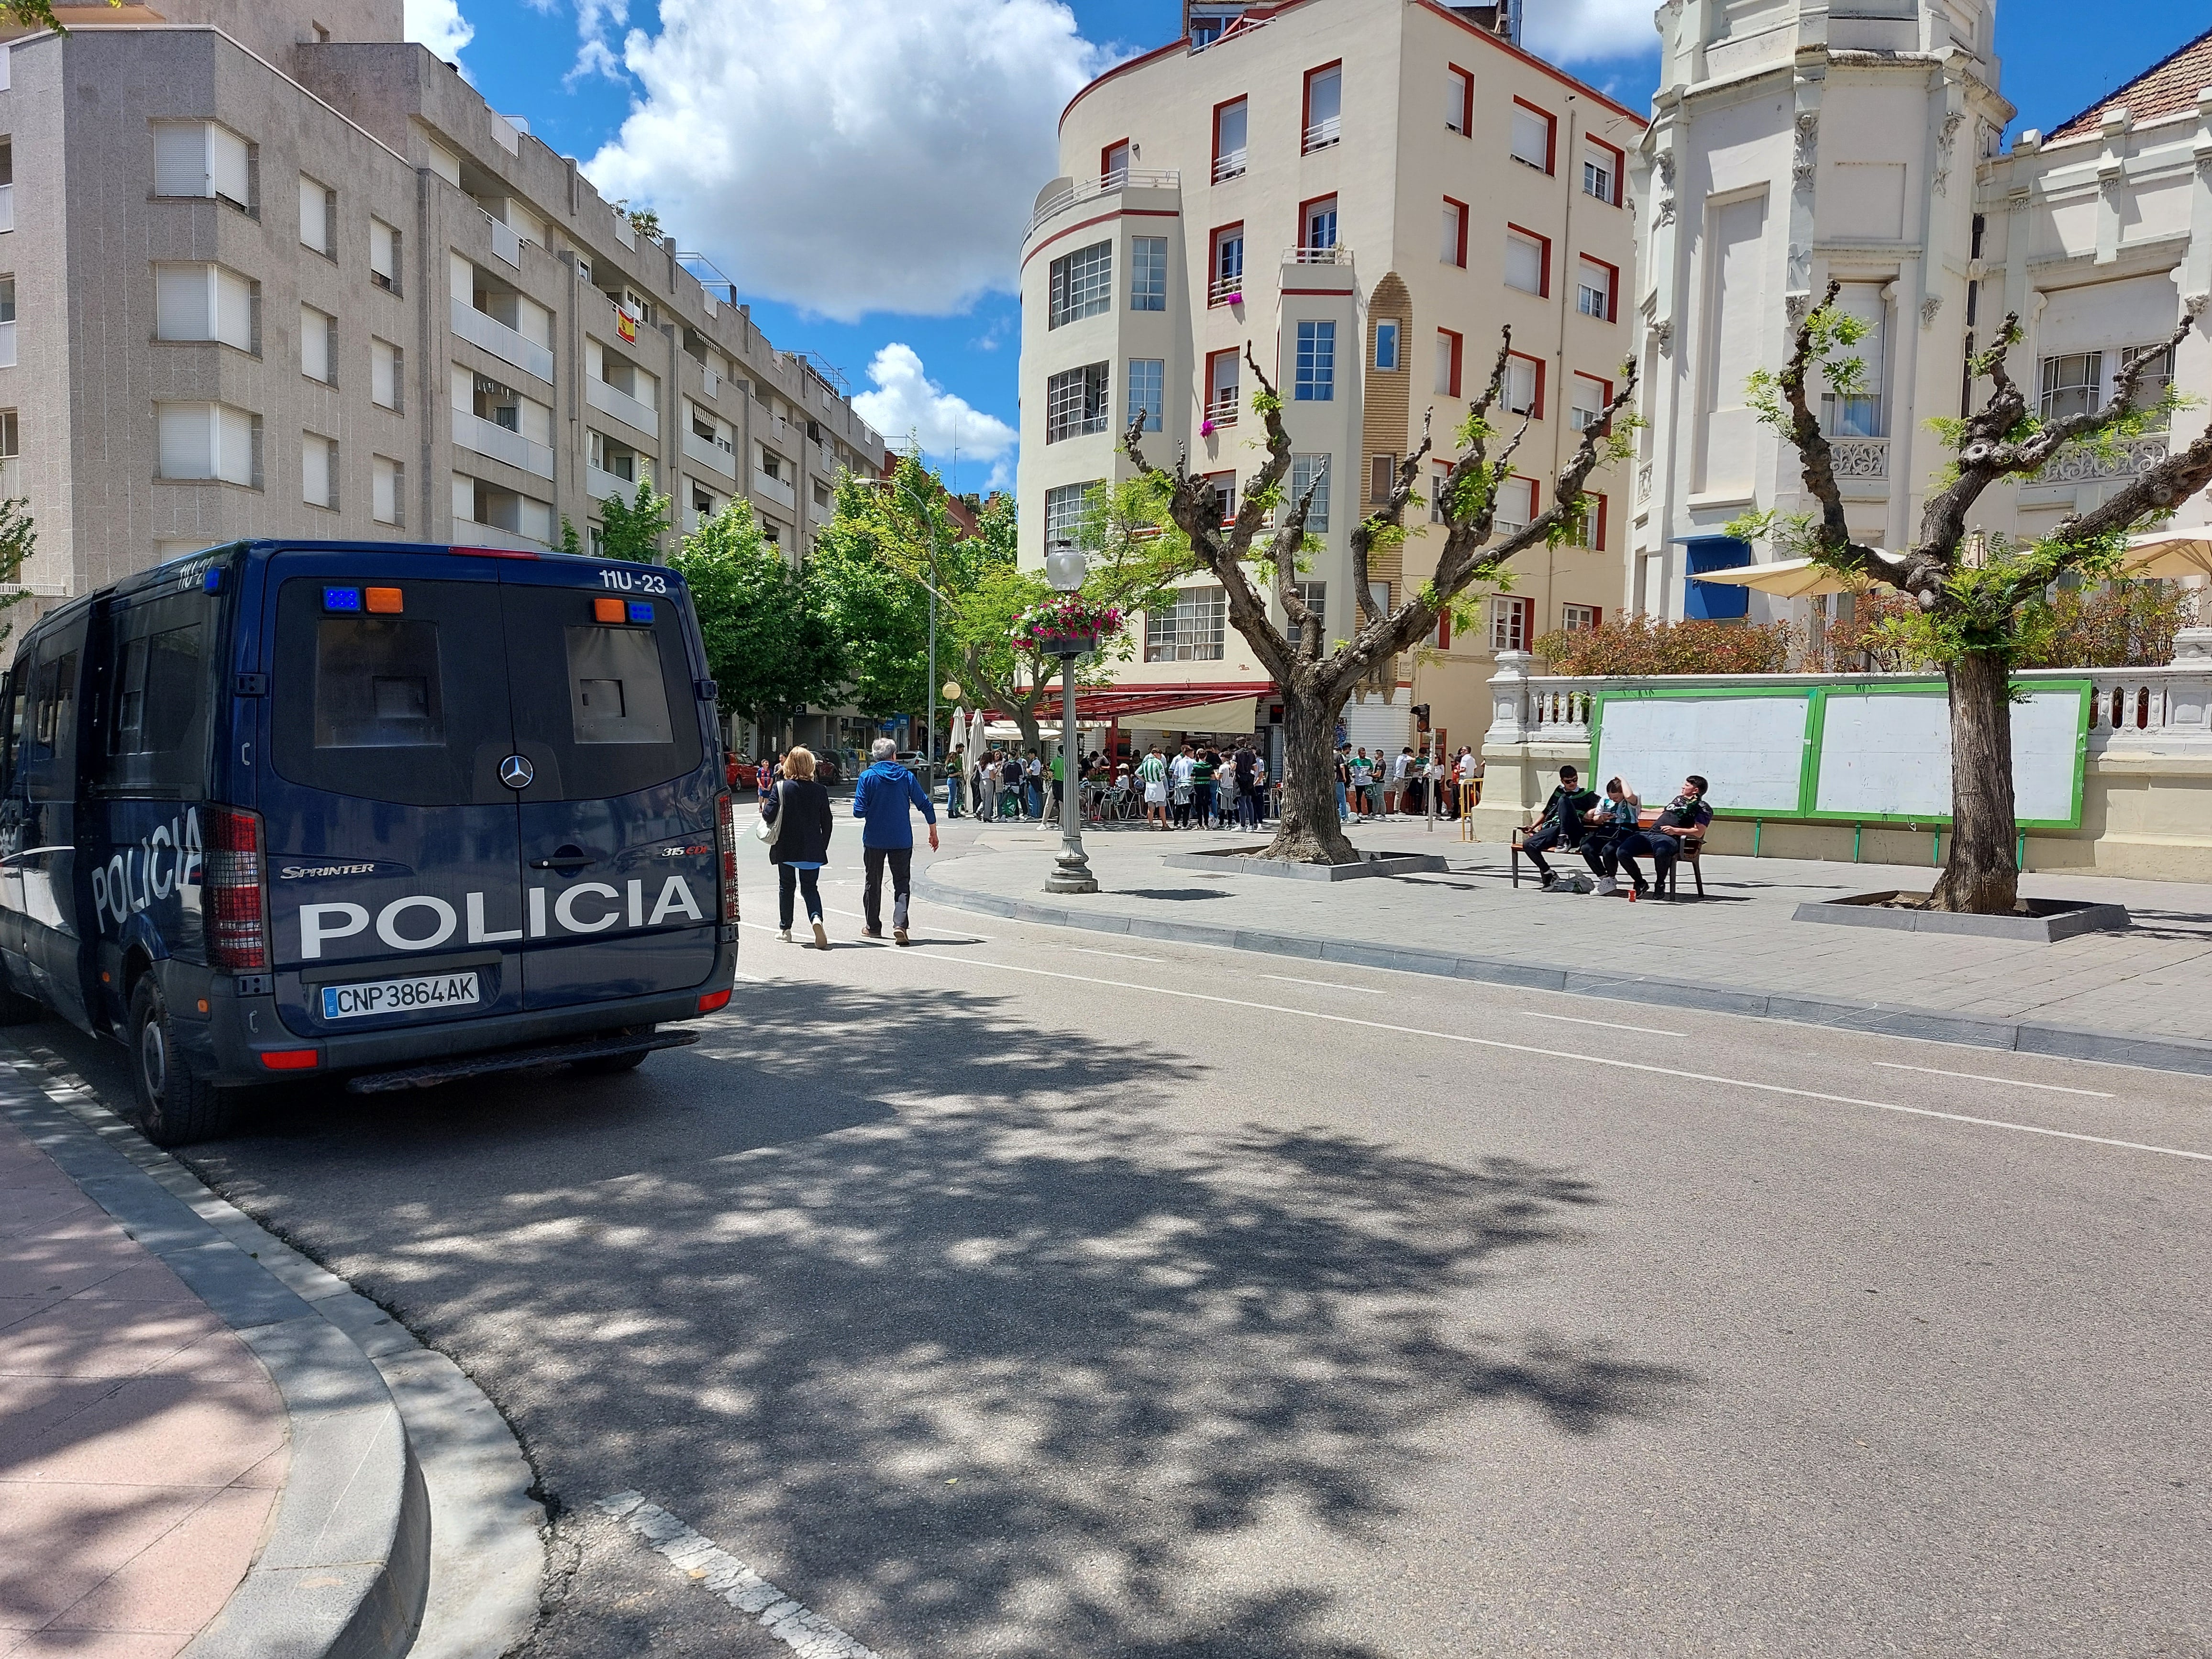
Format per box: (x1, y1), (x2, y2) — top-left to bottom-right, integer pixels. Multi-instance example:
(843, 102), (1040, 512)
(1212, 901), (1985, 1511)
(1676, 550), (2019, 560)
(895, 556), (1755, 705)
(128, 978), (234, 1148)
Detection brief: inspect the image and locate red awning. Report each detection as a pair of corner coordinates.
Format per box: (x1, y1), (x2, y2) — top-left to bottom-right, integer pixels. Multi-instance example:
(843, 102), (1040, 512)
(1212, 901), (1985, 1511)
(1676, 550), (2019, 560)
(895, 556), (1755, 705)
(981, 683), (1277, 723)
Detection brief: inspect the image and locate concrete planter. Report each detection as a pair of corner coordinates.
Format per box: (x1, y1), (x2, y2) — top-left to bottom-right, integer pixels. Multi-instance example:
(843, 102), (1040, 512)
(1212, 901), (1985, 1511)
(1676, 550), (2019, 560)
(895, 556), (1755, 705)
(1793, 890), (2131, 942)
(1163, 847), (1450, 881)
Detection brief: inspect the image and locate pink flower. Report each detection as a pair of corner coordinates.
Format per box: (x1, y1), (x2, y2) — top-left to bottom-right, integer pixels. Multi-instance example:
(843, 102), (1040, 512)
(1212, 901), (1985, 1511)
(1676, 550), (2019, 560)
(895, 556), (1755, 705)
(1200, 419), (1216, 437)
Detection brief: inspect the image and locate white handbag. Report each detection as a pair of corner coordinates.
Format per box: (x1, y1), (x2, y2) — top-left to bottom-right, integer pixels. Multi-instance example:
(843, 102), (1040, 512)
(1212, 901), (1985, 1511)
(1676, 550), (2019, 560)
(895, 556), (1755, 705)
(753, 780), (785, 845)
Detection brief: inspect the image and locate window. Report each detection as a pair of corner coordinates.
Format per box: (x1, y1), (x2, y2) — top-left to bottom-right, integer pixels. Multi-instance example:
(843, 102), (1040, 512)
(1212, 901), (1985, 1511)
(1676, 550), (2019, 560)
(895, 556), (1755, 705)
(155, 402), (258, 487)
(1303, 63), (1342, 152)
(1127, 357), (1164, 432)
(1563, 493), (1606, 547)
(155, 264), (256, 353)
(1043, 480), (1098, 547)
(1291, 581), (1326, 634)
(1509, 100), (1554, 172)
(1145, 586), (1227, 662)
(1048, 240), (1112, 329)
(1570, 372), (1611, 433)
(1561, 602), (1600, 633)
(1441, 197), (1467, 267)
(1213, 98), (1248, 182)
(1045, 362), (1110, 442)
(1504, 352), (1542, 417)
(98, 591), (211, 795)
(1446, 65), (1473, 135)
(299, 174), (334, 255)
(1206, 348), (1239, 421)
(2036, 345), (2173, 428)
(1204, 470), (1237, 525)
(1821, 282), (1886, 436)
(1429, 465), (1453, 525)
(1101, 140), (1130, 184)
(1209, 223), (1244, 305)
(563, 626), (674, 747)
(2119, 343), (2176, 419)
(811, 479), (831, 510)
(1369, 454), (1395, 503)
(154, 121), (252, 210)
(302, 431), (336, 509)
(1491, 595), (1532, 652)
(1294, 320), (1335, 402)
(1505, 227), (1549, 296)
(300, 304), (335, 383)
(1493, 475), (1535, 535)
(1302, 195), (1338, 253)
(1576, 256), (1615, 321)
(1582, 141), (1620, 206)
(369, 218), (400, 293)
(1435, 329), (1463, 398)
(1373, 320), (1400, 371)
(1130, 236), (1167, 311)
(1289, 454), (1330, 533)
(372, 454), (403, 525)
(372, 338), (403, 411)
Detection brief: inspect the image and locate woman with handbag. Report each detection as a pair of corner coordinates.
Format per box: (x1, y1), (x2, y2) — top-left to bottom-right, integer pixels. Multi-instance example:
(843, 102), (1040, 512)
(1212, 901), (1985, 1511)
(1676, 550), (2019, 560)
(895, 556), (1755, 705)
(758, 746), (835, 948)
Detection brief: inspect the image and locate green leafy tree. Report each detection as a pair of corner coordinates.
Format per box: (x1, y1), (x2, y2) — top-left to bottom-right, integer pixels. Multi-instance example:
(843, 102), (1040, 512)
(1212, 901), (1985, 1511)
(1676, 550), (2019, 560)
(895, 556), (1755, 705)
(671, 498), (841, 737)
(1758, 278), (2212, 913)
(1126, 336), (1634, 864)
(0, 496), (38, 651)
(807, 466), (935, 721)
(596, 479), (670, 564)
(9, 1), (119, 31)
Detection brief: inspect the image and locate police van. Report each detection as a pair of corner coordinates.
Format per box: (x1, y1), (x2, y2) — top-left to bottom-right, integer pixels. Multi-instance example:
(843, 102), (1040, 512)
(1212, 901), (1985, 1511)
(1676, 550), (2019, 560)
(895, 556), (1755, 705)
(0, 540), (739, 1145)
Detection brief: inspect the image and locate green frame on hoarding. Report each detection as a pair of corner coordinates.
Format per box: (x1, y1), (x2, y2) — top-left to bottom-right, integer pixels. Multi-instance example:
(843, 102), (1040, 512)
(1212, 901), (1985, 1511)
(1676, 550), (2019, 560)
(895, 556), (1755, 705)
(1588, 678), (2093, 831)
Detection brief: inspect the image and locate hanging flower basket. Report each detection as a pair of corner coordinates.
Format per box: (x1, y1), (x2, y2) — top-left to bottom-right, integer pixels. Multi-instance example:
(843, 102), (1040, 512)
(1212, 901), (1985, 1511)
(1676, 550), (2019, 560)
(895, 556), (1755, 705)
(1015, 596), (1124, 657)
(1200, 419), (1217, 437)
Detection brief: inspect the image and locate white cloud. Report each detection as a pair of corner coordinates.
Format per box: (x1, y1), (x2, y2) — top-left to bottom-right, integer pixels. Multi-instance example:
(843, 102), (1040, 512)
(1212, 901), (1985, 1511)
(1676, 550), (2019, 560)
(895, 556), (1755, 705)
(584, 0), (1105, 321)
(402, 0), (475, 64)
(1522, 0), (1662, 65)
(852, 344), (1018, 466)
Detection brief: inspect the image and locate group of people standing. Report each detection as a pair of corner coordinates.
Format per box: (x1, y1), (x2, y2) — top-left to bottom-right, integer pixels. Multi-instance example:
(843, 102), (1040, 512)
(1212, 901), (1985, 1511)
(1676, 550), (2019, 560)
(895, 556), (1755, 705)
(1131, 743), (1270, 831)
(947, 745), (1061, 822)
(1334, 745), (1483, 821)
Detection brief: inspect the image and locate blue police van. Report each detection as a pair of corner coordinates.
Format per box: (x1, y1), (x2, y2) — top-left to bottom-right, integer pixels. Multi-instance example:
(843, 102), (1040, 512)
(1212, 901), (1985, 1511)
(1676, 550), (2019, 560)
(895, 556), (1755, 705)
(0, 540), (739, 1145)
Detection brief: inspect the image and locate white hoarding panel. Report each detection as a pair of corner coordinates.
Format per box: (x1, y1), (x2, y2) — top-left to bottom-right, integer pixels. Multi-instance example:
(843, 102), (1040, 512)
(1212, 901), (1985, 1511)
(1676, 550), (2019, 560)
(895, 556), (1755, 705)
(1594, 693), (1810, 814)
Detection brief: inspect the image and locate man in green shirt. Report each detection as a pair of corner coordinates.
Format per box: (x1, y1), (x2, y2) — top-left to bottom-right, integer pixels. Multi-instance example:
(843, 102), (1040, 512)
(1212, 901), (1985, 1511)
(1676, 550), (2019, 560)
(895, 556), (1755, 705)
(1520, 764), (1601, 890)
(1136, 745), (1170, 831)
(1049, 749), (1065, 818)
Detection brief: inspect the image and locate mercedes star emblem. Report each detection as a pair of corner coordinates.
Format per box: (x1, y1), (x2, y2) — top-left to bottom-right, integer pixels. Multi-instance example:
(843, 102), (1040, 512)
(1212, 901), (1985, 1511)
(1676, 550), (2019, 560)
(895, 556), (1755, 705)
(499, 753), (535, 790)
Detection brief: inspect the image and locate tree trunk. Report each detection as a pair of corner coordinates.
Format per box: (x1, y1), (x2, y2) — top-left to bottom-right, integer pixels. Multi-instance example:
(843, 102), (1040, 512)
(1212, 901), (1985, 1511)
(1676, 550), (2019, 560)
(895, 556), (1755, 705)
(1931, 648), (2020, 914)
(1261, 679), (1360, 864)
(1012, 705), (1043, 754)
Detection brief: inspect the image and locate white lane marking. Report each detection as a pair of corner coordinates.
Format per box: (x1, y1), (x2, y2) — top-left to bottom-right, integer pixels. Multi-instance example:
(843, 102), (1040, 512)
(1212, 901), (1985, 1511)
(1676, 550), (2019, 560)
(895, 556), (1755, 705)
(598, 1492), (878, 1658)
(1873, 1061), (2113, 1099)
(1073, 947), (1162, 963)
(1263, 974), (1386, 995)
(1522, 1011), (1685, 1037)
(899, 950), (2212, 1166)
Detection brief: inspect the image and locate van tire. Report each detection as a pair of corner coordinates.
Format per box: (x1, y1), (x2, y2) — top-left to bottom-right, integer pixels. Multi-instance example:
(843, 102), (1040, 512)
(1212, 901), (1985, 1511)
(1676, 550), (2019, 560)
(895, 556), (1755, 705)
(128, 978), (234, 1147)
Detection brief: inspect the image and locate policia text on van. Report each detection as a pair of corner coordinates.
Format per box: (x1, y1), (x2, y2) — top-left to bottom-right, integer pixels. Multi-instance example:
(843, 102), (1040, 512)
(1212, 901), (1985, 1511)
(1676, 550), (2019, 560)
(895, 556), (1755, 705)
(0, 541), (740, 1145)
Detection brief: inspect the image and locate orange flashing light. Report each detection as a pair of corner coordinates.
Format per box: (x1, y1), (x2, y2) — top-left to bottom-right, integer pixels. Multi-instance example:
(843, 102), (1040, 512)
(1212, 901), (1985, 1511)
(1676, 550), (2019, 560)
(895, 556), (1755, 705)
(593, 596), (627, 624)
(365, 586), (404, 614)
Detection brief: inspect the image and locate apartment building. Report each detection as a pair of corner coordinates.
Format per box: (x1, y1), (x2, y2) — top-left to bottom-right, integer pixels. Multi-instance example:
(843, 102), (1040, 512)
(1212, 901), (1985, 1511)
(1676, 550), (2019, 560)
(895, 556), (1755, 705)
(1632, 3), (2212, 624)
(1017, 0), (1640, 759)
(0, 0), (883, 624)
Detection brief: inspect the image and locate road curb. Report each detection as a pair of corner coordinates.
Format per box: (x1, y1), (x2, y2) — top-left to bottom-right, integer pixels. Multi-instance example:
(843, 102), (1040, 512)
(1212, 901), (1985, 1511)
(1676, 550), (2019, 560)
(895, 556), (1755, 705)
(1, 1040), (547, 1659)
(916, 868), (2212, 1078)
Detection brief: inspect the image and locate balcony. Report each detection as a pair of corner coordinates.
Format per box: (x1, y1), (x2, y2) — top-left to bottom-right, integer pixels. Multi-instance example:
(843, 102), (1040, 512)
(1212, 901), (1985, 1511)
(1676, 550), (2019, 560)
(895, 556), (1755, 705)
(2028, 433), (2166, 487)
(450, 297), (553, 383)
(0, 184), (13, 235)
(701, 364), (721, 399)
(1203, 397), (1239, 430)
(1212, 150), (1247, 184)
(1282, 244), (1351, 266)
(613, 208), (635, 250)
(0, 321), (14, 368)
(484, 211), (521, 269)
(586, 374), (659, 437)
(1208, 273), (1246, 307)
(453, 409), (554, 479)
(1302, 116), (1340, 153)
(1027, 168), (1181, 237)
(684, 428), (737, 480)
(453, 520), (547, 554)
(586, 461), (649, 506)
(753, 467), (796, 511)
(1830, 437), (1889, 480)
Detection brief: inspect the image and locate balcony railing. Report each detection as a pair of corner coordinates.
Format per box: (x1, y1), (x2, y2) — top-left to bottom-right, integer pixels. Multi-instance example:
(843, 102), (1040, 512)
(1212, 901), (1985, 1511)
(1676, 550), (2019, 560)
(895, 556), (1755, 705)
(450, 297), (553, 383)
(1028, 168), (1181, 236)
(1302, 116), (1340, 153)
(0, 321), (14, 369)
(1208, 273), (1245, 306)
(586, 374), (659, 436)
(586, 460), (649, 505)
(684, 428), (737, 480)
(701, 364), (721, 399)
(753, 467), (797, 510)
(1281, 244), (1352, 266)
(613, 208), (635, 250)
(1830, 437), (1889, 480)
(484, 211), (521, 269)
(1212, 150), (1247, 183)
(0, 184), (14, 235)
(453, 519), (548, 554)
(2028, 433), (2167, 486)
(453, 409), (554, 479)
(1203, 397), (1239, 429)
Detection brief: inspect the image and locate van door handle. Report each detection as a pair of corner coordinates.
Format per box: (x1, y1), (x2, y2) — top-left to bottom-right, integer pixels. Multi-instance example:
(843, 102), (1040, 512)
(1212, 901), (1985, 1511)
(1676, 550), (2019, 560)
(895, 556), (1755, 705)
(529, 854), (598, 871)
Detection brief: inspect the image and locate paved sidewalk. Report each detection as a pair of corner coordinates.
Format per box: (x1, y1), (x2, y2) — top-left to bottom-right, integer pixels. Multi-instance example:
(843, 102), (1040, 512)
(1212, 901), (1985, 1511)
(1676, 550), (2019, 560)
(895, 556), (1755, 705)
(0, 1116), (287, 1659)
(923, 819), (2212, 1071)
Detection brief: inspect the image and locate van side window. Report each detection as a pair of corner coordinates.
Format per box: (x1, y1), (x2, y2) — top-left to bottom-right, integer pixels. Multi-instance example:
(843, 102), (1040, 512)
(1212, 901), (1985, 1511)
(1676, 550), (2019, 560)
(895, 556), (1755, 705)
(564, 627), (673, 746)
(99, 593), (211, 794)
(0, 665), (25, 794)
(27, 638), (80, 798)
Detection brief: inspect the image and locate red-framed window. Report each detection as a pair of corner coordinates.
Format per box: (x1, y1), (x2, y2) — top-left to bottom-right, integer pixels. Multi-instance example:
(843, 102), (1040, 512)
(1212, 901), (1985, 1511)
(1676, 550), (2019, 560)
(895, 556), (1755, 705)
(1302, 60), (1343, 154)
(1575, 254), (1620, 323)
(1504, 349), (1546, 418)
(1434, 607), (1453, 650)
(1504, 223), (1551, 298)
(1298, 193), (1340, 253)
(1441, 195), (1468, 267)
(1207, 222), (1246, 306)
(1205, 349), (1240, 423)
(1435, 328), (1463, 398)
(1446, 64), (1474, 135)
(1205, 468), (1238, 526)
(1561, 602), (1602, 632)
(1490, 595), (1533, 652)
(1570, 370), (1615, 435)
(1565, 491), (1608, 548)
(1509, 98), (1556, 173)
(1582, 135), (1625, 206)
(1212, 98), (1249, 182)
(1101, 138), (1131, 182)
(1494, 472), (1538, 532)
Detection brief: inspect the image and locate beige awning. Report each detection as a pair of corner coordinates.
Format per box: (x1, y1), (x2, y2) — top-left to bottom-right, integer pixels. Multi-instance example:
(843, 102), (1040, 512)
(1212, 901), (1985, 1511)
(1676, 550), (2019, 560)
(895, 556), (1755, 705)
(2120, 530), (2212, 581)
(1689, 553), (1901, 598)
(1126, 696), (1258, 734)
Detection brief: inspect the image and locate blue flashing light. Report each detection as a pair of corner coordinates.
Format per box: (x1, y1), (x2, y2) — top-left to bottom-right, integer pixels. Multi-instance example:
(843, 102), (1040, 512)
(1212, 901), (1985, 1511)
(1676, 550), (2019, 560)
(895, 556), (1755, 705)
(202, 568), (222, 594)
(322, 586), (362, 613)
(627, 600), (655, 624)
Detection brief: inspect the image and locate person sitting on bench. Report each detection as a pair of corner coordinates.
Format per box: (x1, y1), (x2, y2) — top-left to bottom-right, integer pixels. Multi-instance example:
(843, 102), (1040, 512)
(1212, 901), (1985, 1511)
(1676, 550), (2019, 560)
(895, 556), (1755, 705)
(1581, 777), (1644, 897)
(1520, 765), (1599, 890)
(1626, 774), (1713, 893)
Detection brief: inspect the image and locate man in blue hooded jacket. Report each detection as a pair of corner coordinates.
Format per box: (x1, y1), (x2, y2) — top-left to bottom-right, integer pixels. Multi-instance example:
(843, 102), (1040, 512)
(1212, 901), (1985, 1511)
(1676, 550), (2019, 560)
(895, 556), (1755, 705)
(852, 737), (940, 944)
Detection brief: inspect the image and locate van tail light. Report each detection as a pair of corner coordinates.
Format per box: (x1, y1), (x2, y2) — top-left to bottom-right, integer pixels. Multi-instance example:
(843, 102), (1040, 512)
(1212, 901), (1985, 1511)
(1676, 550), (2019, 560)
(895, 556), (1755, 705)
(205, 806), (267, 972)
(716, 792), (740, 925)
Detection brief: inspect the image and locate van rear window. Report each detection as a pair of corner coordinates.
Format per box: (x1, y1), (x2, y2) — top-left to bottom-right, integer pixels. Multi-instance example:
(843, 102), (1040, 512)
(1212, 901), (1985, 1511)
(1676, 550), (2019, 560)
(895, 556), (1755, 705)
(564, 626), (673, 746)
(315, 619), (444, 748)
(504, 587), (699, 800)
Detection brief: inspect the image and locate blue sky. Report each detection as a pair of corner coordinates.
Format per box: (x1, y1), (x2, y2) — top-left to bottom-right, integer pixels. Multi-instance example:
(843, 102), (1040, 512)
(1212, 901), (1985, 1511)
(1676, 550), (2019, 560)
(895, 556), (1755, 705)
(413, 0), (2203, 496)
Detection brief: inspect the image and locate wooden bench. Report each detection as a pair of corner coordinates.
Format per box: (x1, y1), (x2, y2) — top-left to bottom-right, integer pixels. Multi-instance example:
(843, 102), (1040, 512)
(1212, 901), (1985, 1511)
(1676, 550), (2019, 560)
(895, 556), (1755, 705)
(1510, 807), (1706, 897)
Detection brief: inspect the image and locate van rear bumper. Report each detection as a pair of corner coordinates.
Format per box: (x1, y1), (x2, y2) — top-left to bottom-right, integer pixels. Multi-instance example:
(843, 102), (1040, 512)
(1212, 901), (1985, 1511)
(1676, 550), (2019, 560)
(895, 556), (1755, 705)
(169, 937), (738, 1087)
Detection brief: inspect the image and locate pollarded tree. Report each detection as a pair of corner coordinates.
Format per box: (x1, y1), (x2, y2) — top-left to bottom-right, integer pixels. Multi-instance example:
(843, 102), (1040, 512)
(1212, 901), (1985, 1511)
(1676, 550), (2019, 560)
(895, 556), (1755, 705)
(1759, 279), (2212, 913)
(1125, 336), (1635, 864)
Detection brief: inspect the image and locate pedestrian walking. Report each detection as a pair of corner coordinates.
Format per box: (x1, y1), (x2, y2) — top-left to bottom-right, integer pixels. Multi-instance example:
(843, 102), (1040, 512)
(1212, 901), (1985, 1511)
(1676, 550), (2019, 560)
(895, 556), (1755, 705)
(762, 746), (835, 949)
(852, 737), (939, 945)
(946, 744), (966, 818)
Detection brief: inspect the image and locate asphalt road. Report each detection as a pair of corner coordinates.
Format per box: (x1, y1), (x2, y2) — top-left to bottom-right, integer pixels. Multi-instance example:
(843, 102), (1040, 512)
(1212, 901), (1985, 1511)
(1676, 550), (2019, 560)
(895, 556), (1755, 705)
(27, 814), (2212, 1658)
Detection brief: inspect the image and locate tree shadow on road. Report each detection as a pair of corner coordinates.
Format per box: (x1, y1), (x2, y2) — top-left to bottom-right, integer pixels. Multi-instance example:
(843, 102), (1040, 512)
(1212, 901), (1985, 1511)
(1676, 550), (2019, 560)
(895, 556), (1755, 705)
(167, 981), (1687, 1659)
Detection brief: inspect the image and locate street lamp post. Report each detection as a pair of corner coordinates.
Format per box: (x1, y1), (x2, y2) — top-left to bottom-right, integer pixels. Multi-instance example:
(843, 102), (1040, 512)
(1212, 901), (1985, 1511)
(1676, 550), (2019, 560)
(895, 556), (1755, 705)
(1042, 540), (1098, 895)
